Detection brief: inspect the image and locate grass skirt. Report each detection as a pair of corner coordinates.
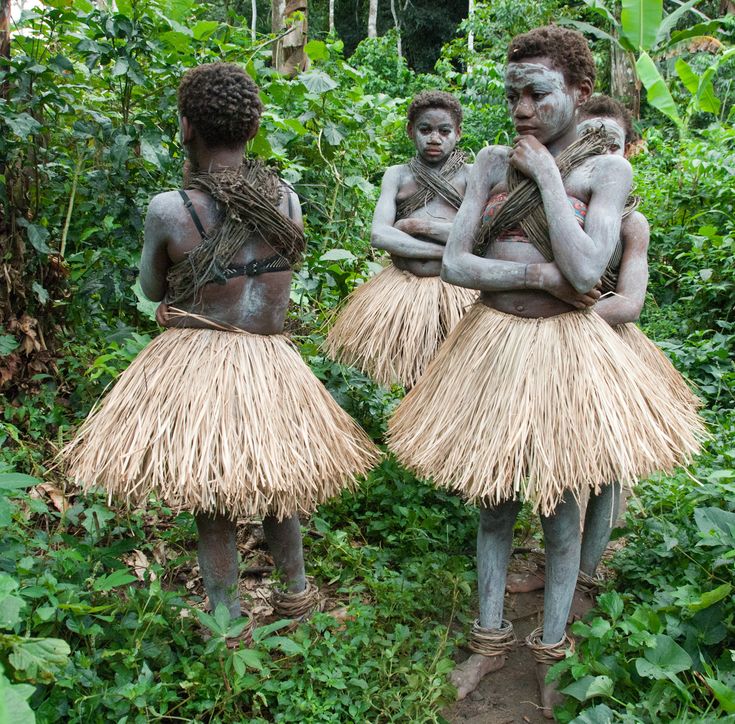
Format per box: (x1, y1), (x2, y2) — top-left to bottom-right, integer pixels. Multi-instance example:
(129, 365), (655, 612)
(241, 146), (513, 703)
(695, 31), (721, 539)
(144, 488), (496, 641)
(62, 328), (380, 519)
(324, 263), (476, 388)
(388, 304), (704, 516)
(614, 323), (701, 413)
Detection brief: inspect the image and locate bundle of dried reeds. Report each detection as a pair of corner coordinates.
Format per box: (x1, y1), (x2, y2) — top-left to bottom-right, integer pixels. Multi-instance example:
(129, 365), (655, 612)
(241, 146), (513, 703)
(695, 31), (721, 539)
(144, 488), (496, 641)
(396, 149), (466, 219)
(63, 328), (380, 519)
(324, 264), (477, 388)
(166, 160), (304, 304)
(388, 304), (704, 517)
(614, 322), (702, 413)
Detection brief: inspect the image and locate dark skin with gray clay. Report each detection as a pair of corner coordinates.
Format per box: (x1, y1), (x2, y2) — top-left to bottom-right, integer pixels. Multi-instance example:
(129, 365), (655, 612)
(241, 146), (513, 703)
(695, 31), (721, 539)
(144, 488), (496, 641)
(140, 116), (306, 619)
(442, 58), (632, 703)
(507, 115), (650, 594)
(371, 108), (470, 276)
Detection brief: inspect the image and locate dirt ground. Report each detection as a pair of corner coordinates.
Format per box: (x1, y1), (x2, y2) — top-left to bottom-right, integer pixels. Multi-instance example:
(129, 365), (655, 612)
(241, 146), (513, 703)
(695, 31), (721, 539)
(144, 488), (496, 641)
(443, 584), (595, 724)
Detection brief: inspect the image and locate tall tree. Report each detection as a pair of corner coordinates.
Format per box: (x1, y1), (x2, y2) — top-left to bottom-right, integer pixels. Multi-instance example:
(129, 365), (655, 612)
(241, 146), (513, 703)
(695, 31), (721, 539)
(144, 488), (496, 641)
(390, 0), (401, 55)
(251, 0), (257, 40)
(368, 0), (378, 37)
(329, 0), (334, 33)
(272, 0), (308, 76)
(467, 0), (474, 52)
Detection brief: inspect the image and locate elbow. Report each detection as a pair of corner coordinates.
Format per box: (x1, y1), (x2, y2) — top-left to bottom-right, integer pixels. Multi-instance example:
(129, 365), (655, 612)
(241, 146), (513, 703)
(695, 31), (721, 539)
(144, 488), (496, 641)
(140, 277), (165, 303)
(571, 271), (602, 295)
(370, 227), (390, 251)
(440, 254), (463, 286)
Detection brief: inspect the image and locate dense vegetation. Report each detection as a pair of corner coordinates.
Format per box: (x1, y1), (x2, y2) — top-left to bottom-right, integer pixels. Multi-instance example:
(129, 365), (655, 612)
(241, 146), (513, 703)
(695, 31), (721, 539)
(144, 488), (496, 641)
(1, 0), (734, 721)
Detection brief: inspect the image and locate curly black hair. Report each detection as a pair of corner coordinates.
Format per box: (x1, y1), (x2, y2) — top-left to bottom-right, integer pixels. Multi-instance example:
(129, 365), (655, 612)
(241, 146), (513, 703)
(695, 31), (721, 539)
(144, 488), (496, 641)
(407, 90), (463, 128)
(507, 26), (596, 88)
(178, 63), (263, 147)
(579, 94), (635, 144)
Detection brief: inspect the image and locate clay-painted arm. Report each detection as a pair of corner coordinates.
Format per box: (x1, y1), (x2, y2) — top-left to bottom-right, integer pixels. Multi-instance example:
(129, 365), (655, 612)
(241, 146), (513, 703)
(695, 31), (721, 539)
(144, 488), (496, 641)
(440, 147), (598, 308)
(509, 137), (632, 293)
(394, 217), (453, 243)
(595, 211), (649, 325)
(370, 166), (444, 260)
(140, 193), (173, 302)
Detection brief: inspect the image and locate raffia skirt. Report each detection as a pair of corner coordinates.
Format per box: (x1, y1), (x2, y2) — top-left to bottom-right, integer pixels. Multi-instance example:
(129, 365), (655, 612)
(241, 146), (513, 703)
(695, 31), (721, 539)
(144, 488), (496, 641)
(387, 304), (705, 517)
(62, 328), (380, 519)
(324, 263), (477, 388)
(613, 323), (701, 413)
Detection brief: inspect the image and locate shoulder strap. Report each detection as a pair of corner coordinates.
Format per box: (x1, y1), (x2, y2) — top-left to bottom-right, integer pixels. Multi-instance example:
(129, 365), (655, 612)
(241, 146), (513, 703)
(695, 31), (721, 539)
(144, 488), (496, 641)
(178, 190), (208, 240)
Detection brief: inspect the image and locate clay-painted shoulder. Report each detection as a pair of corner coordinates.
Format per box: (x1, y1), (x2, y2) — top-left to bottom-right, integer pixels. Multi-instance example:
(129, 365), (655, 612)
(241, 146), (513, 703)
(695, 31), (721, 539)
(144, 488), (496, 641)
(591, 152), (633, 185)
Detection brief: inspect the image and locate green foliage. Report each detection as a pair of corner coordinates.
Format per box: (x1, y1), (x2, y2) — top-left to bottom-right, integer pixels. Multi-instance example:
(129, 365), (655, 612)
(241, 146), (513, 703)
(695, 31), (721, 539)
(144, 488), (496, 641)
(554, 414), (735, 722)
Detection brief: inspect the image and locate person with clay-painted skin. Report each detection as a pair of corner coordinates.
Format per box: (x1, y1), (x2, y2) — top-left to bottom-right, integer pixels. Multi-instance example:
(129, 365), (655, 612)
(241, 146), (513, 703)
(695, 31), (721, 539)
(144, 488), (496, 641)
(325, 91), (475, 390)
(63, 63), (379, 628)
(387, 28), (702, 718)
(506, 95), (702, 598)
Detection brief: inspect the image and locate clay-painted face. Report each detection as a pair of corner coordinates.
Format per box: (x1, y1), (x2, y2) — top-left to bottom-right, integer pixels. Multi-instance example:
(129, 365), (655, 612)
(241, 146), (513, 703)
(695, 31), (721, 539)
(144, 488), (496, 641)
(408, 108), (460, 166)
(577, 116), (626, 156)
(504, 59), (577, 145)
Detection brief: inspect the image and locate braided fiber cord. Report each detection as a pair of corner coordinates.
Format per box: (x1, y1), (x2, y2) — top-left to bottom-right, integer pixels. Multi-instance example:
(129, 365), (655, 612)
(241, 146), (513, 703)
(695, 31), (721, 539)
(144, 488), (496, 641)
(468, 618), (517, 657)
(525, 626), (575, 664)
(395, 149), (467, 220)
(166, 160), (305, 304)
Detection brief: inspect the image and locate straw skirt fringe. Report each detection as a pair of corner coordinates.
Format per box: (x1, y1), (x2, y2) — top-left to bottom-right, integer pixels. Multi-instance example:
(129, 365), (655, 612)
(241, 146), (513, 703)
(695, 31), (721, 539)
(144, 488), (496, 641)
(62, 328), (380, 519)
(387, 304), (704, 517)
(324, 263), (477, 388)
(614, 322), (701, 413)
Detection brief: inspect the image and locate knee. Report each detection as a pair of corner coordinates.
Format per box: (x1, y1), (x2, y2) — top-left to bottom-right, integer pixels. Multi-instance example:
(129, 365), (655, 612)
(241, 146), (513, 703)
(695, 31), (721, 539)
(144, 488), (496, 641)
(478, 503), (519, 535)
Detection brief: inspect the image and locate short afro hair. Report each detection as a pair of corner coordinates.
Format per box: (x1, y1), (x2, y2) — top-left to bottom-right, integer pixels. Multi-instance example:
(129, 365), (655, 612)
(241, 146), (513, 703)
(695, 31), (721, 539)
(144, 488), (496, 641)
(507, 26), (596, 88)
(407, 91), (462, 128)
(579, 94), (635, 144)
(178, 62), (263, 147)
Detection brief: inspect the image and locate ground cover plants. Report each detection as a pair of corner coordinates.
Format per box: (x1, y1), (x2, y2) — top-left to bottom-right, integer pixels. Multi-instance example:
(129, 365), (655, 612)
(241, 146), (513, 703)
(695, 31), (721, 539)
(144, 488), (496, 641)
(2, 0), (734, 720)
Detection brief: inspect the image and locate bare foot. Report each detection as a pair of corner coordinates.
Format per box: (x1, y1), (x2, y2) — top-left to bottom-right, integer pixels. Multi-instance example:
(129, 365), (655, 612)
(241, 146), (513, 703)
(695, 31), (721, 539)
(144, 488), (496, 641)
(506, 571), (545, 593)
(450, 653), (505, 700)
(536, 662), (565, 719)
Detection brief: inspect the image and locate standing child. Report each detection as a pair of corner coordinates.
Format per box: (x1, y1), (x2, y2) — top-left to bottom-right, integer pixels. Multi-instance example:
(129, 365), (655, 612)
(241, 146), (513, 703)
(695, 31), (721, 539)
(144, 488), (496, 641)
(325, 91), (475, 389)
(63, 63), (379, 622)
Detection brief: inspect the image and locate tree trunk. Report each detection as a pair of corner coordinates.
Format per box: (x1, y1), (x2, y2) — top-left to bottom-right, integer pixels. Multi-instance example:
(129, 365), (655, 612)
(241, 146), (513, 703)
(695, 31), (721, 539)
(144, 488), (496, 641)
(251, 0), (257, 40)
(328, 0), (334, 33)
(272, 0), (308, 77)
(468, 0), (475, 53)
(610, 42), (640, 118)
(367, 0), (378, 38)
(0, 0), (10, 72)
(390, 0), (401, 56)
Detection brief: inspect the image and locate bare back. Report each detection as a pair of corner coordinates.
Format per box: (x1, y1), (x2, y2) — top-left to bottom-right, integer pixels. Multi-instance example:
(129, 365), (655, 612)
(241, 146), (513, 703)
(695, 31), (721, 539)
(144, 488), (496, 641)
(140, 182), (302, 335)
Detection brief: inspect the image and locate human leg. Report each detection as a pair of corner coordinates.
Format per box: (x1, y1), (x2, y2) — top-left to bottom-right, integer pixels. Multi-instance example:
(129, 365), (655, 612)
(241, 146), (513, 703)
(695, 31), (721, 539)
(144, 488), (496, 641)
(262, 513), (306, 593)
(195, 513), (241, 618)
(579, 482), (622, 576)
(532, 495), (581, 718)
(451, 500), (521, 700)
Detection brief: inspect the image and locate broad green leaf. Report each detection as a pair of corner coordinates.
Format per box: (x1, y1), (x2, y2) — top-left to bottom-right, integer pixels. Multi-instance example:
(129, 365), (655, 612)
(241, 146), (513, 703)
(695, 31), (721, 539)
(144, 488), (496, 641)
(24, 224), (53, 255)
(655, 0), (705, 47)
(636, 52), (682, 128)
(561, 675), (614, 701)
(0, 335), (19, 356)
(261, 635), (303, 655)
(557, 19), (625, 50)
(596, 592), (624, 622)
(32, 282), (49, 305)
(132, 280), (158, 321)
(696, 67), (721, 115)
(111, 58), (129, 77)
(320, 249), (356, 262)
(569, 703), (615, 723)
(668, 20), (723, 47)
(704, 676), (735, 714)
(304, 40), (329, 61)
(8, 638), (71, 682)
(0, 473), (40, 490)
(323, 122), (344, 146)
(92, 569), (137, 591)
(686, 583), (732, 612)
(580, 0), (618, 26)
(300, 70), (338, 94)
(695, 506), (735, 546)
(0, 594), (25, 629)
(233, 648), (264, 672)
(644, 634), (692, 673)
(162, 0), (194, 22)
(0, 675), (35, 724)
(675, 58), (699, 96)
(192, 21), (219, 40)
(160, 30), (192, 52)
(4, 112), (42, 137)
(621, 0), (662, 51)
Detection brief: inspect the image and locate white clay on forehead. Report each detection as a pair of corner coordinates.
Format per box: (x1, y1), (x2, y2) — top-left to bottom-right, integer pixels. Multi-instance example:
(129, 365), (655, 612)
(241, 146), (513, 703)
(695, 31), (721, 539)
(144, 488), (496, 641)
(504, 62), (567, 92)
